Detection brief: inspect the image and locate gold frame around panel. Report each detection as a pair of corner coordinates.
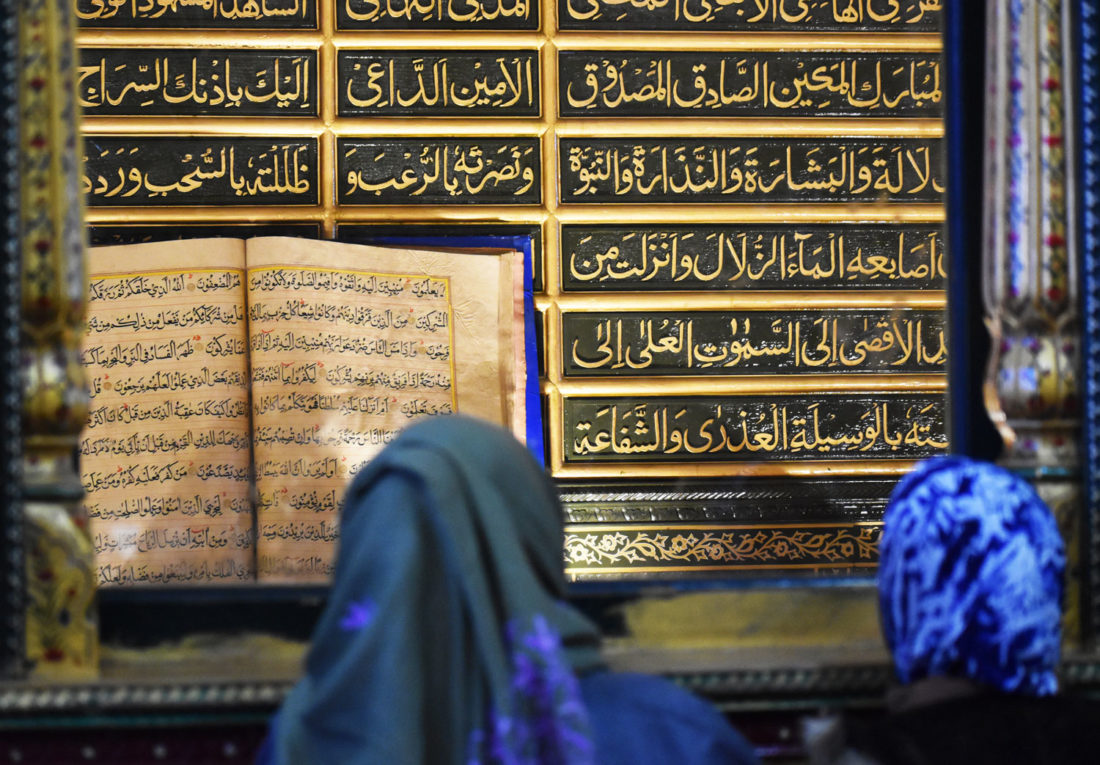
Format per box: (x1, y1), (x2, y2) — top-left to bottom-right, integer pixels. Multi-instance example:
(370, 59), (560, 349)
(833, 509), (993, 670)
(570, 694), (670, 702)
(545, 382), (945, 479)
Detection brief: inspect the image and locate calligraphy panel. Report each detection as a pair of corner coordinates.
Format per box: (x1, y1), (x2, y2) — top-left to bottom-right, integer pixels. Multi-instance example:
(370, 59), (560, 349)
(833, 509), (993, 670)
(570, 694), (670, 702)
(75, 0), (319, 28)
(83, 137), (319, 206)
(558, 51), (942, 118)
(338, 49), (540, 117)
(560, 224), (945, 291)
(79, 48), (318, 117)
(557, 0), (942, 32)
(338, 137), (541, 205)
(561, 393), (948, 464)
(561, 309), (945, 376)
(559, 138), (944, 204)
(336, 0), (538, 30)
(74, 0), (948, 583)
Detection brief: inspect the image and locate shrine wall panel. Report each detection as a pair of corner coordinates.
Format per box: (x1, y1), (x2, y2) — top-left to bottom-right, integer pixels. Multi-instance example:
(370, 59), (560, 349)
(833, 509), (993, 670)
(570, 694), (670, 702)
(76, 0), (945, 580)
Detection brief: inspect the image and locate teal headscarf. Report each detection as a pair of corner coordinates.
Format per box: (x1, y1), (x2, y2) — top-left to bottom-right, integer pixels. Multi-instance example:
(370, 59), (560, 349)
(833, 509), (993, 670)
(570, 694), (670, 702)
(272, 415), (602, 764)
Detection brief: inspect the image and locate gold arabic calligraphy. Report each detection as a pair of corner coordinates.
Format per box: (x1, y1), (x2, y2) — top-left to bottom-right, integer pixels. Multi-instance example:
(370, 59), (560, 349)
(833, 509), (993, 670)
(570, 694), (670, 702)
(343, 53), (535, 113)
(82, 142), (314, 202)
(77, 0), (310, 22)
(563, 53), (941, 115)
(565, 314), (946, 373)
(570, 400), (947, 458)
(80, 53), (312, 113)
(564, 140), (944, 201)
(561, 0), (942, 27)
(565, 229), (945, 287)
(342, 141), (537, 200)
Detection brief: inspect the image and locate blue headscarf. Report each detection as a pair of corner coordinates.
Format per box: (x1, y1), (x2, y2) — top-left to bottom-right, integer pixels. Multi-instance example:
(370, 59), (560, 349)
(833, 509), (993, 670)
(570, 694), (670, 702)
(271, 415), (600, 764)
(878, 456), (1065, 696)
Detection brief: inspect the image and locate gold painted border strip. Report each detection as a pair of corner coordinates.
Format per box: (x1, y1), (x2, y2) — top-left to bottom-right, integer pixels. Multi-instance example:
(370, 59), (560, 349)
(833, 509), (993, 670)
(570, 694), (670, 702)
(76, 37), (325, 49)
(552, 119), (943, 137)
(79, 119), (941, 137)
(551, 33), (941, 52)
(77, 31), (326, 46)
(81, 121), (325, 135)
(551, 204), (944, 222)
(320, 0), (337, 236)
(331, 31), (548, 44)
(564, 562), (879, 575)
(84, 207), (327, 222)
(329, 120), (547, 134)
(80, 206), (942, 234)
(551, 461), (921, 480)
(547, 376), (947, 395)
(84, 207), (547, 222)
(543, 292), (946, 310)
(564, 521), (883, 532)
(330, 40), (546, 51)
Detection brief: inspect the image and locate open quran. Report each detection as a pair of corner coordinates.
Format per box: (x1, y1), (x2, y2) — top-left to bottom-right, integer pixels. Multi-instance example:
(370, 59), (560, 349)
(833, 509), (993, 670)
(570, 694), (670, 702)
(80, 237), (525, 585)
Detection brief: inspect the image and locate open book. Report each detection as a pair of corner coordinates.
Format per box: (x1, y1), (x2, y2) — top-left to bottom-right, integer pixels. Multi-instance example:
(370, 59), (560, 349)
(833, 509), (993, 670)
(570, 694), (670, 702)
(80, 237), (526, 585)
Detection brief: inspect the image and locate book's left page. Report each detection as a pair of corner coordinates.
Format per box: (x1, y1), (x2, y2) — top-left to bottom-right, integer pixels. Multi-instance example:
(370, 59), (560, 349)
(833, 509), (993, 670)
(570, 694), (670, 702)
(80, 239), (255, 586)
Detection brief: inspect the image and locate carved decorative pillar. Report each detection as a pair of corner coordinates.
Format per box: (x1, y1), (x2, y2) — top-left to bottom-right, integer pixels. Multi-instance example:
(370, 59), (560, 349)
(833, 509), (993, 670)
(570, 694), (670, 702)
(983, 0), (1083, 642)
(18, 0), (96, 676)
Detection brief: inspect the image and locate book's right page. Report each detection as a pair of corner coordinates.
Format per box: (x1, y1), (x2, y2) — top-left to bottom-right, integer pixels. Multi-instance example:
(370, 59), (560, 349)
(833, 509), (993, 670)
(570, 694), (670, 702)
(244, 237), (519, 583)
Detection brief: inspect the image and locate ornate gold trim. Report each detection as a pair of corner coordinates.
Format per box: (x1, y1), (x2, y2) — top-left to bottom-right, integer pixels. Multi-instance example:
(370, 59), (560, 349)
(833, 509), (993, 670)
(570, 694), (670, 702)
(564, 522), (883, 573)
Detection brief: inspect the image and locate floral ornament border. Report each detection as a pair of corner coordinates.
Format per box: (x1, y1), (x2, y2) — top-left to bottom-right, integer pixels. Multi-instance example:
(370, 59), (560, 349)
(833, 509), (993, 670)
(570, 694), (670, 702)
(1, 0), (24, 677)
(564, 525), (881, 571)
(1077, 0), (1100, 645)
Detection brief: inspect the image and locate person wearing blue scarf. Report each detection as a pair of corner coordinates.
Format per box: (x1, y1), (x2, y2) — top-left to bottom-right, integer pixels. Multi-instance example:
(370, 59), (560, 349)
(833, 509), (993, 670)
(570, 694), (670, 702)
(878, 455), (1065, 697)
(259, 415), (759, 765)
(810, 456), (1100, 764)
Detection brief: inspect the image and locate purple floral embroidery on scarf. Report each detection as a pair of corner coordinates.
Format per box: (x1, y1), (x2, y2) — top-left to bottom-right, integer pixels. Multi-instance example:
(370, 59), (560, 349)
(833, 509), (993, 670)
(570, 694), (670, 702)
(339, 598), (376, 632)
(467, 615), (594, 765)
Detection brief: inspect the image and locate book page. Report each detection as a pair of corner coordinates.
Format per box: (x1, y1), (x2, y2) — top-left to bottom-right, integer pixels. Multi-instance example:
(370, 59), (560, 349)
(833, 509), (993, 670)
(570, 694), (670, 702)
(80, 239), (254, 586)
(245, 237), (519, 583)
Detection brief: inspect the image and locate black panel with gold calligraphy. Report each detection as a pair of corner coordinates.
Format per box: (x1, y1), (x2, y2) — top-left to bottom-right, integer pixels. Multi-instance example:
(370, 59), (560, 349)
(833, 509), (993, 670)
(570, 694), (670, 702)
(562, 394), (947, 463)
(339, 138), (541, 205)
(560, 224), (945, 291)
(559, 138), (944, 204)
(83, 137), (319, 206)
(338, 50), (539, 117)
(562, 309), (946, 376)
(558, 51), (942, 118)
(75, 0), (319, 28)
(557, 0), (942, 32)
(336, 0), (538, 29)
(79, 48), (318, 117)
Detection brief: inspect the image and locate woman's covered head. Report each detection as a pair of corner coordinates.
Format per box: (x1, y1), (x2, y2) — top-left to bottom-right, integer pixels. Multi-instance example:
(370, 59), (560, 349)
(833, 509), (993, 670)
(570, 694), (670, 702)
(275, 414), (599, 765)
(878, 456), (1065, 696)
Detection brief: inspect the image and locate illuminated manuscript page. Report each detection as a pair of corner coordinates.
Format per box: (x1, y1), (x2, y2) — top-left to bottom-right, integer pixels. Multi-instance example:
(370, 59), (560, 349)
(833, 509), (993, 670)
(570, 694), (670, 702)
(81, 239), (253, 586)
(246, 237), (519, 583)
